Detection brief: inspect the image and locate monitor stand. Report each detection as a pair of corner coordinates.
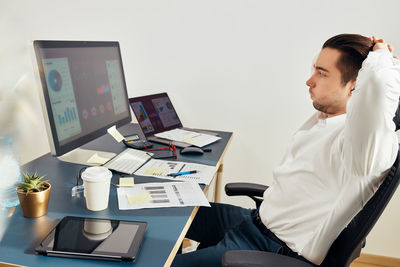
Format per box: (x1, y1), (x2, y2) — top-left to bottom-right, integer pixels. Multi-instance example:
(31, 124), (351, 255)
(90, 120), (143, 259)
(57, 148), (116, 166)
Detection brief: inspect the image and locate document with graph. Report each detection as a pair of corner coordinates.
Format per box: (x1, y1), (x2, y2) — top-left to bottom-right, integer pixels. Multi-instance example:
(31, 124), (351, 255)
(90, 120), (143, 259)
(117, 181), (210, 210)
(134, 159), (217, 185)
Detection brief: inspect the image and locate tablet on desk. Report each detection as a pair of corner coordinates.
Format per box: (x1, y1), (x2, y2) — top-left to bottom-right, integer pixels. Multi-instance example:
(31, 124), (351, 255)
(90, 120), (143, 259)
(35, 216), (147, 262)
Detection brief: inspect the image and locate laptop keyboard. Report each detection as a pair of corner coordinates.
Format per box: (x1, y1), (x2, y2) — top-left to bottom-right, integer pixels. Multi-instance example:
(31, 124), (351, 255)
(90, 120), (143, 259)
(103, 148), (152, 174)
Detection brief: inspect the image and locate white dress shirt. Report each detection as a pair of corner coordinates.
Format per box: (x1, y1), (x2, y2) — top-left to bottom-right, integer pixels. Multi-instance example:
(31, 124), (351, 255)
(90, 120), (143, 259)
(259, 49), (400, 264)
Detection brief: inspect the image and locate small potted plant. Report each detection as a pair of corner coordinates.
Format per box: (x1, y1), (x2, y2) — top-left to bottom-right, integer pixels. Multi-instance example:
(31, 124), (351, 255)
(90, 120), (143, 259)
(16, 171), (51, 218)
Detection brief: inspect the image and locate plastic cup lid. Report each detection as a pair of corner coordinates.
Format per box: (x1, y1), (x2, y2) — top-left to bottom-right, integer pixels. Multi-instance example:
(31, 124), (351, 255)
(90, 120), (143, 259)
(81, 166), (112, 182)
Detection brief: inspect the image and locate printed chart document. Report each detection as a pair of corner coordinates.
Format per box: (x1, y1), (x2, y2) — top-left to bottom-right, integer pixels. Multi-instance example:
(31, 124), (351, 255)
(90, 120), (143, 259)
(134, 159), (217, 185)
(117, 182), (210, 210)
(155, 128), (221, 147)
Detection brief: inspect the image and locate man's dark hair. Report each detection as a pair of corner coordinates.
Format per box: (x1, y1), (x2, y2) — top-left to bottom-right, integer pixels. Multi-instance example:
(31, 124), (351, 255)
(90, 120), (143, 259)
(323, 34), (374, 85)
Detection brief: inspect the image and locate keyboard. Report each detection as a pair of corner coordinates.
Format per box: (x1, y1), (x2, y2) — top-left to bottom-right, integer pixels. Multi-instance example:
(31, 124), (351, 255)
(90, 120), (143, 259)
(103, 148), (152, 174)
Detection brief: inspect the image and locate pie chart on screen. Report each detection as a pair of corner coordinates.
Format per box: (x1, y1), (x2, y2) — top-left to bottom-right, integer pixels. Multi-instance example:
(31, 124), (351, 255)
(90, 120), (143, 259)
(48, 70), (62, 92)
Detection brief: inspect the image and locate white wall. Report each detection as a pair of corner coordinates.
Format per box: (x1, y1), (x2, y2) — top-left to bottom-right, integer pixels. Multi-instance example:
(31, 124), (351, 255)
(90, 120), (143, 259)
(1, 0), (399, 258)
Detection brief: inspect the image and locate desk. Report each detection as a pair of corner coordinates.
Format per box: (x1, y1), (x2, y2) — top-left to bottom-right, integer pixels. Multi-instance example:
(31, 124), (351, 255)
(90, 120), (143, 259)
(0, 123), (232, 267)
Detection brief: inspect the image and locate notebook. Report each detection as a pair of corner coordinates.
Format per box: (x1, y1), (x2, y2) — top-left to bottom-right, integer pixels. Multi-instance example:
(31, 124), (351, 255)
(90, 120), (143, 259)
(129, 92), (218, 148)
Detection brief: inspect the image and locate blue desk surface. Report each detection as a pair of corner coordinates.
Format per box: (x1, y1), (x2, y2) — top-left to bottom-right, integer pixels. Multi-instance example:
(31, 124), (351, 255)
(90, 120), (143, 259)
(0, 124), (232, 266)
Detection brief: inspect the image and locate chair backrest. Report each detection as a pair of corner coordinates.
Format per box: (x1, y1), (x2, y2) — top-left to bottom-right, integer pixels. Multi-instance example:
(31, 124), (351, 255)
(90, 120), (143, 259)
(320, 101), (400, 267)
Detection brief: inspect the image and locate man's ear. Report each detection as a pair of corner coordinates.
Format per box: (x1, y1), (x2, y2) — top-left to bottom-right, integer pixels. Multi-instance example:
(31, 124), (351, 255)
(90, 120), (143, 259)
(347, 80), (356, 96)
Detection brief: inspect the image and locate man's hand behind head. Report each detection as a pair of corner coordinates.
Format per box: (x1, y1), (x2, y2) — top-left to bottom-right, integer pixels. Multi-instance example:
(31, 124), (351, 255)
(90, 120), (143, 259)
(370, 36), (396, 58)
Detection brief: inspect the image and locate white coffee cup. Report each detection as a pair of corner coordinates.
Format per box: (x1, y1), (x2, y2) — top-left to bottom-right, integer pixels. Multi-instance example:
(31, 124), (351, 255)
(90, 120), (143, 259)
(81, 166), (112, 211)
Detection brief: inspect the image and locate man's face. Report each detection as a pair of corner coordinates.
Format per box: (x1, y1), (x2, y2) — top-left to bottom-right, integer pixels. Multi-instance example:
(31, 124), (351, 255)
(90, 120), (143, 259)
(306, 48), (355, 117)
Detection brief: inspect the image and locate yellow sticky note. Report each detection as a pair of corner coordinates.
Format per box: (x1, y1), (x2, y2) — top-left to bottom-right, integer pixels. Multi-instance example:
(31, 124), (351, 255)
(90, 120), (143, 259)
(126, 192), (152, 205)
(87, 153), (109, 165)
(183, 138), (196, 143)
(119, 177), (135, 187)
(107, 125), (125, 142)
(144, 168), (164, 176)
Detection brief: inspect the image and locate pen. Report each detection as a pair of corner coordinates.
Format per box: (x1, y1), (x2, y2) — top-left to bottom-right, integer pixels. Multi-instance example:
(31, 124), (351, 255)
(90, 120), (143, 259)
(167, 170), (198, 177)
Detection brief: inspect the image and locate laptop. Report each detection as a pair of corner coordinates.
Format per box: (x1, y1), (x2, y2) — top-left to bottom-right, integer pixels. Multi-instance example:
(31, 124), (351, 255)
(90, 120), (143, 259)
(35, 216), (147, 262)
(129, 92), (216, 148)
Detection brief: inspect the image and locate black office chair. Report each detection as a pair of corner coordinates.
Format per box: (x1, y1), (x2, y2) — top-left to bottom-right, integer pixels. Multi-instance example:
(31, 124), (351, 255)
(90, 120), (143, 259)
(222, 101), (400, 267)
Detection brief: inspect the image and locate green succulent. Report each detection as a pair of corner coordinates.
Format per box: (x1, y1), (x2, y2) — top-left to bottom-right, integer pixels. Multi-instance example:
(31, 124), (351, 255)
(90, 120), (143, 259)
(17, 171), (49, 194)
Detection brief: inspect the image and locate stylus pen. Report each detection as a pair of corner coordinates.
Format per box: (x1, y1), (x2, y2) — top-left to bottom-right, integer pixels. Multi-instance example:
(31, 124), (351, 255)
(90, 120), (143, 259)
(167, 170), (198, 177)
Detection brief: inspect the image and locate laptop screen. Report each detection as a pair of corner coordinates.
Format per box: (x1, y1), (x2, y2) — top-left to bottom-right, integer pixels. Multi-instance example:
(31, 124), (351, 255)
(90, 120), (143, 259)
(129, 93), (182, 137)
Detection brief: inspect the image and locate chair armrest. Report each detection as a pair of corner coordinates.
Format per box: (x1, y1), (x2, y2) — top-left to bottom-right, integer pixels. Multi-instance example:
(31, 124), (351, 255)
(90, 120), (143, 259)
(225, 183), (268, 208)
(222, 250), (314, 267)
(225, 182), (268, 197)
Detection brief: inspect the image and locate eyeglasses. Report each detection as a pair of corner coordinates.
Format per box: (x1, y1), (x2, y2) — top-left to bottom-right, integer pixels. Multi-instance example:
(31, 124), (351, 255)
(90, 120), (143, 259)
(142, 142), (177, 159)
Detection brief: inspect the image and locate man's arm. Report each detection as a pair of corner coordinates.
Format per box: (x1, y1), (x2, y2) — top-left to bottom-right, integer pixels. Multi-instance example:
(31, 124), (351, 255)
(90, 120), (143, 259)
(343, 40), (400, 176)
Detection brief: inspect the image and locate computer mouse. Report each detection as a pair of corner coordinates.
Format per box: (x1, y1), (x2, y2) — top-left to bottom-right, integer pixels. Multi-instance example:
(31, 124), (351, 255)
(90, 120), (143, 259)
(180, 146), (204, 155)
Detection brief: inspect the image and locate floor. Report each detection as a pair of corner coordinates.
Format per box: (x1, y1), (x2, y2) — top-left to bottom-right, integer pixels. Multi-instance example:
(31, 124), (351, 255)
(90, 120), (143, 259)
(350, 254), (400, 267)
(351, 261), (379, 267)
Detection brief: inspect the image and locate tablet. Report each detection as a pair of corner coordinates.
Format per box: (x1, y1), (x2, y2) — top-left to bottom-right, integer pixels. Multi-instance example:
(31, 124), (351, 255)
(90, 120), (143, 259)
(35, 216), (147, 262)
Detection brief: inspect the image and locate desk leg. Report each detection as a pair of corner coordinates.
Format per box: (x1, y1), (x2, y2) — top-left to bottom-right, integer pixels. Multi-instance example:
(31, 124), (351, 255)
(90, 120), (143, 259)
(164, 206), (200, 267)
(214, 163), (224, 203)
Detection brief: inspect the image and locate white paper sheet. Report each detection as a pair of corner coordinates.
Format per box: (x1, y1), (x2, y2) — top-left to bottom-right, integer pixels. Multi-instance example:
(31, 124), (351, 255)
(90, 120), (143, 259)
(155, 128), (221, 147)
(134, 159), (217, 185)
(117, 181), (210, 210)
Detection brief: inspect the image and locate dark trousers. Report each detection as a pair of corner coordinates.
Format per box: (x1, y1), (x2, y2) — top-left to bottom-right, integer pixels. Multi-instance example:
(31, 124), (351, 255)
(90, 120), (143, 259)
(172, 202), (308, 267)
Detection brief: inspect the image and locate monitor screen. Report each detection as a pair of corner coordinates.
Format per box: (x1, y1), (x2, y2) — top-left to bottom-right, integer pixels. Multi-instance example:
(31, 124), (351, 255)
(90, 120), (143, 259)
(33, 41), (131, 158)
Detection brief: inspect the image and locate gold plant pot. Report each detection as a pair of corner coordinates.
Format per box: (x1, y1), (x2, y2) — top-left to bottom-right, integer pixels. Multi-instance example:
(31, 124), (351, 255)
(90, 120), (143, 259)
(16, 183), (51, 218)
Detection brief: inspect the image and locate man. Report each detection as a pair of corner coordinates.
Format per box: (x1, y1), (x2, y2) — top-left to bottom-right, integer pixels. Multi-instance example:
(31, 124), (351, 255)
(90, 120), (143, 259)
(172, 34), (400, 266)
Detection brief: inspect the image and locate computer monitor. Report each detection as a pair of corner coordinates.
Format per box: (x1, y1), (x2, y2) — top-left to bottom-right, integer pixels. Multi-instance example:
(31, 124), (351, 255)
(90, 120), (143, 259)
(33, 40), (131, 165)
